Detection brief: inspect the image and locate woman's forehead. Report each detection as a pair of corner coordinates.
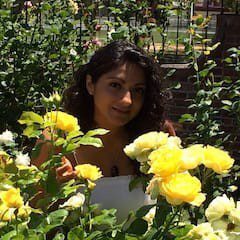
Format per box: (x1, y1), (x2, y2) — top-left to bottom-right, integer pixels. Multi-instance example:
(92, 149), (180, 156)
(104, 62), (146, 83)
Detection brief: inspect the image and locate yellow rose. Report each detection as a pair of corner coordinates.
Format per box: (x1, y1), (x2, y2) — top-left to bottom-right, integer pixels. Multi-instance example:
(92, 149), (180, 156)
(44, 111), (80, 132)
(165, 136), (182, 149)
(123, 143), (139, 160)
(159, 172), (205, 206)
(148, 146), (182, 178)
(0, 204), (14, 221)
(134, 131), (169, 152)
(180, 144), (204, 171)
(203, 145), (234, 174)
(205, 194), (235, 222)
(75, 164), (102, 181)
(0, 188), (24, 209)
(18, 203), (32, 219)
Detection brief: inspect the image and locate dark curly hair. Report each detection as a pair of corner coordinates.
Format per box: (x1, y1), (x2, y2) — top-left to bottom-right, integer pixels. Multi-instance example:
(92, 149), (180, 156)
(63, 40), (167, 141)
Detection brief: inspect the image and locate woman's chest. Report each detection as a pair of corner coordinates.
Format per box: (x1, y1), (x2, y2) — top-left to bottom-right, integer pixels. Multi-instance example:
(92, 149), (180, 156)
(72, 145), (136, 177)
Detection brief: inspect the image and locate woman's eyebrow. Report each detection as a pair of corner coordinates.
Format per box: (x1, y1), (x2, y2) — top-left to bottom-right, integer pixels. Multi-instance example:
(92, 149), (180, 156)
(108, 77), (125, 83)
(134, 82), (146, 86)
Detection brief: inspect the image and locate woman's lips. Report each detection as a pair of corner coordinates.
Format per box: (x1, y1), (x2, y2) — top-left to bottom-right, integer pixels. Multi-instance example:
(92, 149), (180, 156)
(112, 106), (130, 114)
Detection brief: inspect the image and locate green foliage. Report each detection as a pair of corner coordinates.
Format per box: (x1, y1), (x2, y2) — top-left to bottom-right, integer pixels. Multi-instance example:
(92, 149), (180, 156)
(179, 14), (236, 149)
(178, 14), (239, 225)
(0, 0), (100, 135)
(1, 0), (193, 139)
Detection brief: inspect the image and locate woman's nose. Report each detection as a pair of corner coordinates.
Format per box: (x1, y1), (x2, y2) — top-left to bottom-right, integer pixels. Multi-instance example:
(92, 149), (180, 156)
(121, 90), (132, 106)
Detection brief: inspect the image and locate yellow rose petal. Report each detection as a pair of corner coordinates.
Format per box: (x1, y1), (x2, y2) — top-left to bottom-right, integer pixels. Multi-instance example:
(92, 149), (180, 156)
(44, 111), (80, 132)
(159, 172), (204, 206)
(75, 164), (102, 182)
(0, 188), (24, 209)
(203, 145), (234, 174)
(148, 147), (182, 178)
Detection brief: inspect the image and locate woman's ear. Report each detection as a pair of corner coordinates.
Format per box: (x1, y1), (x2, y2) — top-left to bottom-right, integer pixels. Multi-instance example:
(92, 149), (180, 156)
(86, 74), (94, 95)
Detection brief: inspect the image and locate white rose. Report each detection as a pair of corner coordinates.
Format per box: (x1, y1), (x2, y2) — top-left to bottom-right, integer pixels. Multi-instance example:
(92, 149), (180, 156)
(70, 48), (77, 56)
(136, 151), (151, 163)
(123, 143), (138, 159)
(143, 206), (156, 226)
(0, 130), (14, 144)
(205, 195), (235, 222)
(187, 222), (214, 239)
(229, 208), (240, 226)
(202, 233), (222, 240)
(60, 193), (85, 209)
(15, 152), (31, 166)
(212, 219), (229, 231)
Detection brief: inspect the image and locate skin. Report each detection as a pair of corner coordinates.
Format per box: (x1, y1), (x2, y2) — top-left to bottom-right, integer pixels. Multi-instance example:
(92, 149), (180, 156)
(33, 61), (146, 181)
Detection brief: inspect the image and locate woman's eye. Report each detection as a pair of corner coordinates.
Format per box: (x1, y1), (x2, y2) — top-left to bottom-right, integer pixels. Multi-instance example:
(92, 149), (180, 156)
(132, 87), (145, 95)
(109, 82), (122, 89)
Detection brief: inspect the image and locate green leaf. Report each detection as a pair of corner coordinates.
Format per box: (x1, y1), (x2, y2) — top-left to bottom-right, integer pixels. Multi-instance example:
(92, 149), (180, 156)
(179, 114), (194, 123)
(18, 112), (44, 125)
(67, 227), (84, 240)
(55, 137), (66, 146)
(23, 125), (41, 138)
(60, 181), (83, 198)
(42, 3), (52, 11)
(135, 204), (156, 218)
(170, 225), (193, 239)
(85, 231), (102, 240)
(193, 62), (198, 71)
(166, 69), (176, 77)
(173, 81), (181, 89)
(46, 170), (59, 195)
(224, 57), (232, 64)
(91, 209), (117, 227)
(199, 69), (209, 78)
(37, 209), (69, 234)
(85, 128), (109, 137)
(1, 230), (17, 240)
(126, 218), (148, 235)
(66, 131), (84, 141)
(53, 233), (65, 240)
(65, 143), (78, 152)
(154, 200), (171, 227)
(211, 42), (221, 50)
(195, 16), (204, 26)
(221, 100), (232, 106)
(77, 136), (103, 148)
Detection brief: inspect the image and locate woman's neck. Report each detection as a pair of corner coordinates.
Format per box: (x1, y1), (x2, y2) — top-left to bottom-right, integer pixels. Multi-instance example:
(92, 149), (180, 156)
(102, 127), (129, 146)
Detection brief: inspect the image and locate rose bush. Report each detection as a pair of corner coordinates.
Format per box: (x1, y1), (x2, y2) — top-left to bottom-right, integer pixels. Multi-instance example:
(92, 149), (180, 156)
(124, 130), (236, 239)
(0, 92), (238, 239)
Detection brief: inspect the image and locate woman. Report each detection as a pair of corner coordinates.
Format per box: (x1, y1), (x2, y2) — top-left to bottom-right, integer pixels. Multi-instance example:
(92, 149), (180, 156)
(33, 40), (173, 220)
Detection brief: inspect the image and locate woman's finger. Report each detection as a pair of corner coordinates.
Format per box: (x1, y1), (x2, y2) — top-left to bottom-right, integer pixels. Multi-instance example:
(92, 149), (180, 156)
(56, 163), (71, 176)
(56, 171), (76, 183)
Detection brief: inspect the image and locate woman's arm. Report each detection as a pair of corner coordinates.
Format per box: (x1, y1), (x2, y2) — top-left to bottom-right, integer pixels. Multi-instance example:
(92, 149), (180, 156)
(32, 129), (76, 182)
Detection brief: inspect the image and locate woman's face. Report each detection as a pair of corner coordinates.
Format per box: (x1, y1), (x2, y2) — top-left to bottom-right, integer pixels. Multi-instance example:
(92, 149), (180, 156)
(86, 61), (146, 130)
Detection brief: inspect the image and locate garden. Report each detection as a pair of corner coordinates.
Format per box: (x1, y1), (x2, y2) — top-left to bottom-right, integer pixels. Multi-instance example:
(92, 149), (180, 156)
(0, 0), (240, 239)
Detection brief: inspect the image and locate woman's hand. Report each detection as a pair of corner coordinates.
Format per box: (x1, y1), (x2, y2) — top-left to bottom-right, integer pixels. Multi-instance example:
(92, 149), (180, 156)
(56, 157), (77, 183)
